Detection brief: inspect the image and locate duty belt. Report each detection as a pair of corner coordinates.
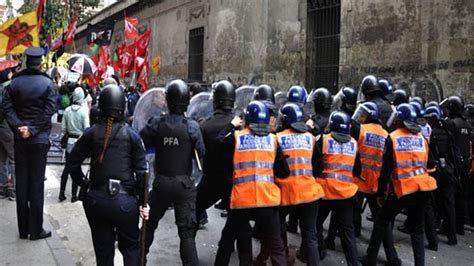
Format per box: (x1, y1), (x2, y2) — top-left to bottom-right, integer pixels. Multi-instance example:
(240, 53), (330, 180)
(91, 180), (135, 195)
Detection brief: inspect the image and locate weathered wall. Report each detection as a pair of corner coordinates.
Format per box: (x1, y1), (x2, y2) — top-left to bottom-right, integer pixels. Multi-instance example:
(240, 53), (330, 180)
(340, 0), (473, 102)
(74, 0), (306, 89)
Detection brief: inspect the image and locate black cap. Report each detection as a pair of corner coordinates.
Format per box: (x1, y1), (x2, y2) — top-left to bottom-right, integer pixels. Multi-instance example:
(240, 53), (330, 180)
(25, 47), (44, 66)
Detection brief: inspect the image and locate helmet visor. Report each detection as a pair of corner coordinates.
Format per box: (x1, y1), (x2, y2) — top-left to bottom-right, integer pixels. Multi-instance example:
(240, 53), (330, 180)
(352, 104), (371, 124)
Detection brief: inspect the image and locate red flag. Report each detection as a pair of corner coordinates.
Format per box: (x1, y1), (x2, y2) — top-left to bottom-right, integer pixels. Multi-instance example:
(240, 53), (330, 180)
(134, 30), (150, 57)
(65, 14), (78, 46)
(137, 57), (149, 92)
(97, 46), (110, 77)
(125, 16), (139, 40)
(37, 0), (46, 30)
(119, 46), (134, 78)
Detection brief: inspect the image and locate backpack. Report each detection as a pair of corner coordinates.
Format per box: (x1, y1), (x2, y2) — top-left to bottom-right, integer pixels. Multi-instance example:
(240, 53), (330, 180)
(60, 94), (71, 109)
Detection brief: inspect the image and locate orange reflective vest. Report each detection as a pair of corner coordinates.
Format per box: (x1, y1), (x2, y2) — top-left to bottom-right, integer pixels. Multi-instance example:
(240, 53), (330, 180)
(276, 129), (324, 205)
(316, 134), (358, 200)
(420, 123), (432, 143)
(390, 128), (437, 198)
(354, 123), (388, 194)
(231, 128), (281, 209)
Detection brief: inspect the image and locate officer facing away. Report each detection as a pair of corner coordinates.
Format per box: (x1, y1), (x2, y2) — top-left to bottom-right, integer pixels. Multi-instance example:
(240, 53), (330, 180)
(2, 47), (57, 240)
(352, 102), (401, 265)
(424, 105), (458, 246)
(306, 87), (332, 135)
(361, 103), (437, 266)
(215, 101), (290, 265)
(314, 111), (360, 266)
(68, 85), (149, 266)
(263, 103), (324, 266)
(140, 79), (205, 265)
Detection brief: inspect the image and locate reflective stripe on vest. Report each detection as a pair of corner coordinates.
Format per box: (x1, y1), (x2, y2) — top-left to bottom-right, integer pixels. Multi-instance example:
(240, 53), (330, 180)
(276, 129), (324, 205)
(231, 128), (280, 209)
(320, 172), (353, 182)
(234, 161), (273, 170)
(396, 160), (427, 168)
(233, 174), (274, 185)
(324, 163), (354, 171)
(394, 168), (427, 180)
(360, 163), (382, 172)
(359, 153), (381, 161)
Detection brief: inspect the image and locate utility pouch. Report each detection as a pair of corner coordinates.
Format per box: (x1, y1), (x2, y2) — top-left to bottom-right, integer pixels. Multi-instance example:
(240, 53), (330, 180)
(108, 179), (121, 196)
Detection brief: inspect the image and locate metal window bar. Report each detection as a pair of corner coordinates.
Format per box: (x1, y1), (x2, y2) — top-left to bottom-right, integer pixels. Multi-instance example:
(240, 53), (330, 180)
(188, 27), (204, 82)
(305, 0), (340, 92)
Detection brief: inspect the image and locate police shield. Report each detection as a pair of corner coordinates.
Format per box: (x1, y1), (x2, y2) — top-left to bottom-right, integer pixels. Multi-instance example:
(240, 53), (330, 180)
(187, 92), (214, 122)
(132, 88), (168, 132)
(275, 91), (288, 111)
(132, 88), (168, 188)
(303, 89), (316, 119)
(234, 85), (257, 117)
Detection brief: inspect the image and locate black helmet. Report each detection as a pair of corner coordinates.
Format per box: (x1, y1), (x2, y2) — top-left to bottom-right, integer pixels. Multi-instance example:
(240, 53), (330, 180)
(360, 75), (382, 96)
(99, 84), (126, 119)
(213, 80), (235, 110)
(166, 79), (190, 114)
(426, 101), (439, 108)
(253, 84), (276, 113)
(392, 89), (409, 106)
(442, 95), (464, 116)
(340, 86), (357, 114)
(312, 87), (332, 111)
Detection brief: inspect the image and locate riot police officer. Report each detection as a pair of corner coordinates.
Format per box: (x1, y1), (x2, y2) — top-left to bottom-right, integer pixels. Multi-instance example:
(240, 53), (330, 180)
(306, 87), (333, 135)
(68, 84), (148, 266)
(256, 103), (325, 266)
(359, 75), (395, 129)
(424, 106), (458, 245)
(338, 86), (358, 116)
(361, 103), (437, 266)
(214, 101), (289, 265)
(194, 80), (253, 263)
(140, 79), (205, 265)
(351, 102), (401, 265)
(315, 111), (360, 265)
(443, 95), (471, 235)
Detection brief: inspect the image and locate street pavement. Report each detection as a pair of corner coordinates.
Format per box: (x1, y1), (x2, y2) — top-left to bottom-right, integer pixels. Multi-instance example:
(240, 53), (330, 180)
(1, 164), (474, 265)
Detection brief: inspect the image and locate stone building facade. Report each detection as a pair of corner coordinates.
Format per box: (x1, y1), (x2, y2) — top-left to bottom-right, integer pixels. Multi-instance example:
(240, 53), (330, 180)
(74, 0), (472, 101)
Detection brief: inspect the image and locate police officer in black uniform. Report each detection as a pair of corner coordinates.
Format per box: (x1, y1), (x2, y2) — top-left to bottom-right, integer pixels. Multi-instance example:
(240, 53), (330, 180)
(68, 84), (148, 266)
(306, 87), (333, 135)
(140, 79), (205, 265)
(194, 80), (253, 263)
(424, 106), (458, 245)
(359, 75), (395, 129)
(2, 47), (56, 240)
(443, 96), (471, 235)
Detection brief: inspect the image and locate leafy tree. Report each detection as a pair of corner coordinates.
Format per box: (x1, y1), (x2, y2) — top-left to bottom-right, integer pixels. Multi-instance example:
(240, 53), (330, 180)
(18, 0), (100, 24)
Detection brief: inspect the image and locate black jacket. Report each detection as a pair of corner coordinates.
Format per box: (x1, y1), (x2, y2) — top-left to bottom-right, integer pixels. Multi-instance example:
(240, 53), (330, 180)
(2, 68), (56, 144)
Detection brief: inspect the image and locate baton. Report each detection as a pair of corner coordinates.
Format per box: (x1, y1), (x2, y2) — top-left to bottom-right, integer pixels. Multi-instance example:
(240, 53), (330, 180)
(140, 163), (150, 266)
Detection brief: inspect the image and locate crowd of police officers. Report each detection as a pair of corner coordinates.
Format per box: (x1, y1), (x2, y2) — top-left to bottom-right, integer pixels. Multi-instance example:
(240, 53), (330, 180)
(68, 75), (473, 266)
(3, 48), (474, 266)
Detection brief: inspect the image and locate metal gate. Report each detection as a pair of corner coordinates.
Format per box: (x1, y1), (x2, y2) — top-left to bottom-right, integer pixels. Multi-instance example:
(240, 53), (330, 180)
(188, 27), (204, 82)
(305, 0), (341, 92)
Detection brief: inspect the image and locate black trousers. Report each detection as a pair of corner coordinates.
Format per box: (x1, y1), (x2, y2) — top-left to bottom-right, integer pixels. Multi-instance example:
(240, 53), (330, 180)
(145, 175), (198, 266)
(195, 177), (253, 265)
(282, 201), (320, 266)
(316, 198), (358, 266)
(215, 207), (286, 266)
(60, 152), (78, 196)
(14, 142), (49, 237)
(367, 192), (428, 266)
(83, 190), (140, 266)
(436, 182), (457, 242)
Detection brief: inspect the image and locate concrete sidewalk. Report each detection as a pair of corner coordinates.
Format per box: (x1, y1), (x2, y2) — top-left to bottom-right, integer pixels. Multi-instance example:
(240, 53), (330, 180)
(0, 198), (74, 266)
